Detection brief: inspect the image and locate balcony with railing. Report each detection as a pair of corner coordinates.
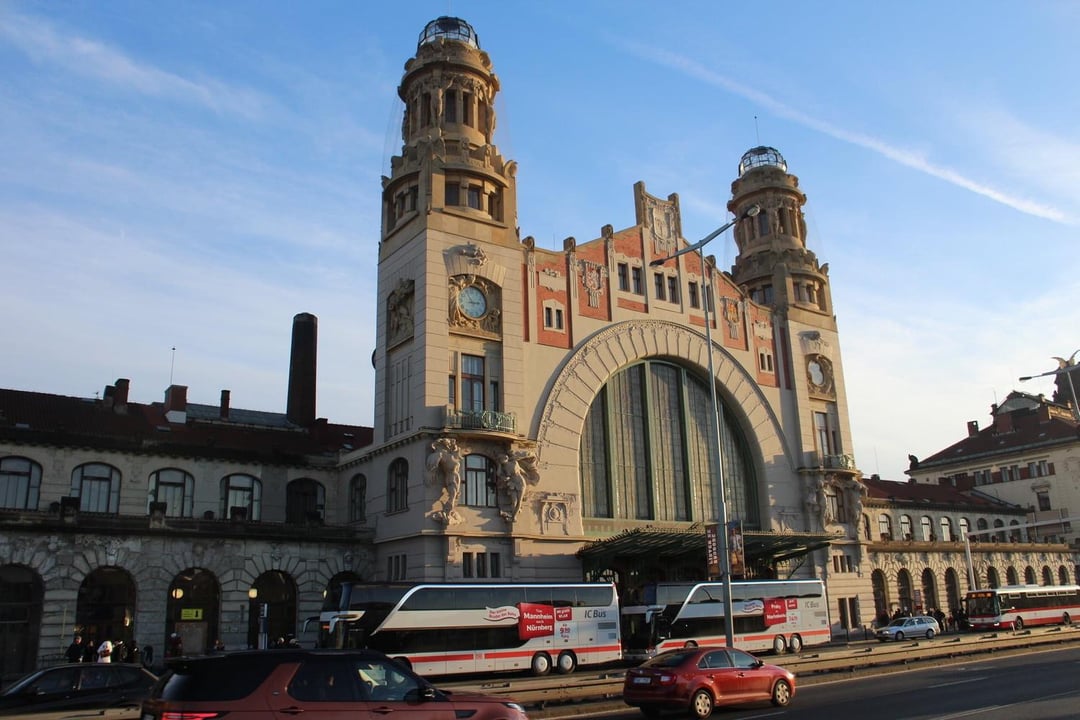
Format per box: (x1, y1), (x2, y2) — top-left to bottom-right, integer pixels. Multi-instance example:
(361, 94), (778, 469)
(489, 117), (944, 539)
(443, 407), (516, 433)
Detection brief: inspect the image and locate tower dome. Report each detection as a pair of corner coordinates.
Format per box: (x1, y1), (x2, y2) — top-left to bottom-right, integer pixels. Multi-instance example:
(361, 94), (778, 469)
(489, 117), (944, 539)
(738, 145), (787, 176)
(418, 16), (480, 49)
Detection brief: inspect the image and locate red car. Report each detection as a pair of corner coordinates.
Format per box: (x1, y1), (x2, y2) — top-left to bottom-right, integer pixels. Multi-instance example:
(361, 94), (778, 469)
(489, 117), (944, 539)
(140, 648), (529, 720)
(623, 646), (795, 718)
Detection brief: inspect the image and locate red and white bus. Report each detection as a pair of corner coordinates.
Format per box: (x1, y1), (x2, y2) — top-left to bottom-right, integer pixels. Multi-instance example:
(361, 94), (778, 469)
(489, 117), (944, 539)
(964, 584), (1080, 631)
(621, 579), (829, 660)
(316, 581), (621, 676)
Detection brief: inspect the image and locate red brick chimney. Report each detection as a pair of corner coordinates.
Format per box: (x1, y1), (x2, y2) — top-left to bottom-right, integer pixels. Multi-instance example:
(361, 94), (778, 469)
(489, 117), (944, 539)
(967, 420), (979, 437)
(220, 389), (231, 420)
(164, 385), (188, 424)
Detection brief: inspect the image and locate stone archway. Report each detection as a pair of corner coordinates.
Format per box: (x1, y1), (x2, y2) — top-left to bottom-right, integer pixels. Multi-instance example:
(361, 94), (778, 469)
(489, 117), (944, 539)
(871, 569), (890, 624)
(536, 320), (793, 532)
(167, 568), (220, 656)
(76, 567), (137, 658)
(248, 570), (297, 649)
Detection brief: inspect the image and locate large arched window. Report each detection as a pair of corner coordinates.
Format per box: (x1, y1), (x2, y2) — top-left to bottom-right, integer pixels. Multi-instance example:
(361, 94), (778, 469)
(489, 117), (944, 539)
(580, 360), (759, 526)
(387, 459), (408, 513)
(897, 569), (914, 613)
(958, 517), (970, 539)
(349, 474), (366, 523)
(1024, 566), (1036, 584)
(148, 468), (194, 517)
(220, 473), (261, 521)
(286, 478), (325, 524)
(1041, 566), (1053, 586)
(71, 463), (121, 514)
(463, 455), (496, 507)
(1060, 566), (1070, 586)
(0, 456), (42, 510)
(1006, 566), (1019, 585)
(921, 568), (939, 611)
(987, 566), (1000, 589)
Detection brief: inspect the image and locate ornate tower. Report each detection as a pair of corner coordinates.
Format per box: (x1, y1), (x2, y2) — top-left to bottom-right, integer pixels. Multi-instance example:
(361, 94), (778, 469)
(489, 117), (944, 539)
(367, 17), (532, 581)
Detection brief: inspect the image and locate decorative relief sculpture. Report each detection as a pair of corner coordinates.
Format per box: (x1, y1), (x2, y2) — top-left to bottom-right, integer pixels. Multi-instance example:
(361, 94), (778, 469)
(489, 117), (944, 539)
(538, 492), (576, 535)
(426, 437), (465, 525)
(806, 354), (835, 397)
(496, 449), (541, 522)
(578, 259), (607, 308)
(386, 278), (415, 346)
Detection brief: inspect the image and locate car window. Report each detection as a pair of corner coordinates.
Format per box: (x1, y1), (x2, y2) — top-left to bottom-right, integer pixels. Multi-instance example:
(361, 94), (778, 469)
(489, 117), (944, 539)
(79, 668), (111, 690)
(26, 668), (79, 694)
(644, 651), (694, 668)
(288, 658), (360, 702)
(699, 651), (731, 669)
(354, 658), (421, 702)
(158, 655), (281, 701)
(728, 649), (759, 669)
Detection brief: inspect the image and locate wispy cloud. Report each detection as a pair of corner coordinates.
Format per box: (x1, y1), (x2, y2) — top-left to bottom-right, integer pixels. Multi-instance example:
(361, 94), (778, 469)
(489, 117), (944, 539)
(0, 9), (270, 118)
(615, 38), (1074, 225)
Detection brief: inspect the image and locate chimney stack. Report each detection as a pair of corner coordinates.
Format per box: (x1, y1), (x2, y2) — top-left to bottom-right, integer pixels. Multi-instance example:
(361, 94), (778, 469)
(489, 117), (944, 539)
(164, 385), (188, 424)
(220, 390), (231, 420)
(287, 313), (317, 426)
(967, 420), (979, 437)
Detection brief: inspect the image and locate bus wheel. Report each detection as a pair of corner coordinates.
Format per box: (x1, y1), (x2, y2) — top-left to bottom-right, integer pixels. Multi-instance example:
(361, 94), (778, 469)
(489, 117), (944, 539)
(556, 650), (577, 674)
(1063, 613), (1071, 626)
(530, 652), (552, 676)
(772, 635), (787, 654)
(391, 656), (412, 671)
(690, 689), (714, 719)
(1014, 617), (1024, 631)
(789, 634), (803, 653)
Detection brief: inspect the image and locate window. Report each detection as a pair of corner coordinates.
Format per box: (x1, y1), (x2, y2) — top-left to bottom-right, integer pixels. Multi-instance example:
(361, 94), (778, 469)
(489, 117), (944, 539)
(617, 263), (629, 291)
(462, 551), (502, 578)
(462, 92), (473, 126)
(899, 514), (913, 540)
(463, 455), (497, 507)
(349, 474), (366, 523)
(921, 516), (933, 541)
(221, 473), (262, 521)
(825, 489), (845, 523)
(0, 456), (41, 510)
(631, 267), (643, 295)
(688, 282), (700, 309)
(543, 305), (565, 330)
(444, 89), (457, 123)
(489, 381), (500, 411)
(71, 463), (121, 514)
(461, 355), (485, 411)
(286, 478), (325, 524)
(147, 468), (194, 517)
(1036, 490), (1051, 511)
(814, 412), (835, 455)
(653, 273), (666, 300)
(758, 349), (774, 373)
(445, 183), (460, 206)
(837, 597), (860, 628)
(387, 554), (407, 581)
(448, 373), (456, 407)
(958, 517), (970, 539)
(387, 459), (409, 513)
(667, 276), (679, 303)
(878, 514), (893, 541)
(579, 360), (759, 526)
(467, 185), (482, 210)
(940, 516), (953, 542)
(832, 554), (855, 573)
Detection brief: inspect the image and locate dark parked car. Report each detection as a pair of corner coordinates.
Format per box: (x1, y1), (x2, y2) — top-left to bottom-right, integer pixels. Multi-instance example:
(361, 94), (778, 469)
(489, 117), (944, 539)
(0, 662), (158, 716)
(623, 646), (795, 718)
(140, 648), (529, 720)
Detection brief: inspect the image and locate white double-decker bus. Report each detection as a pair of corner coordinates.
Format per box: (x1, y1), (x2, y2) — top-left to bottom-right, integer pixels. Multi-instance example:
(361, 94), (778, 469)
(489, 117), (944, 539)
(965, 584), (1080, 631)
(315, 581), (621, 677)
(621, 579), (829, 659)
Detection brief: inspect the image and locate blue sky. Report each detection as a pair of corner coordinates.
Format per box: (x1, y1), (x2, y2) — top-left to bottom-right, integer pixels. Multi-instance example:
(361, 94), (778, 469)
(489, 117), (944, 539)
(2, 1), (1078, 482)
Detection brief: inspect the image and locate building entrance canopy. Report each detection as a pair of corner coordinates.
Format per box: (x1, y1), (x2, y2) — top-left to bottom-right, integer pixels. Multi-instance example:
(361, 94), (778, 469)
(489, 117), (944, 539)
(577, 524), (836, 580)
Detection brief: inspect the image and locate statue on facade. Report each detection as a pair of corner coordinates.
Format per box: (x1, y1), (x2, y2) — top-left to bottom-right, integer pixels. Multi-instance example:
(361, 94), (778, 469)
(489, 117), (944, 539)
(426, 437), (464, 524)
(497, 449), (540, 521)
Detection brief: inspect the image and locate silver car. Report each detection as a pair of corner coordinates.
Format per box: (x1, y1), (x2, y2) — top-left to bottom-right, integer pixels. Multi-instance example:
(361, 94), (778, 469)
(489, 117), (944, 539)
(875, 615), (940, 641)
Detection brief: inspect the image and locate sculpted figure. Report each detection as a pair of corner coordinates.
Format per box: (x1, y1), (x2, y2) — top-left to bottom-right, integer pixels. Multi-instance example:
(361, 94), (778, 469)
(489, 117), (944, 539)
(426, 438), (463, 519)
(497, 449), (540, 520)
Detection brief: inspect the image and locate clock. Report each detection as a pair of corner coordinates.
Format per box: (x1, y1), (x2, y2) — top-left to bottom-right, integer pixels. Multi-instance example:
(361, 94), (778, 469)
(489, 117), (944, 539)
(458, 285), (487, 318)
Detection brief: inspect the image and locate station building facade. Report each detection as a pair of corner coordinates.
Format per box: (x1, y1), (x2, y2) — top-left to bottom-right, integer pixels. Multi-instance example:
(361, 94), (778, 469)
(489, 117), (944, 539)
(4, 16), (1077, 680)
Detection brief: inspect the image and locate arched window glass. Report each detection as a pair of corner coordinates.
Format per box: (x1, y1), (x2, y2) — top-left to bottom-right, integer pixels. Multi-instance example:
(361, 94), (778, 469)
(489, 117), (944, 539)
(71, 463), (121, 514)
(1024, 566), (1036, 584)
(958, 517), (970, 538)
(878, 514), (893, 540)
(286, 478), (325, 524)
(387, 459), (408, 513)
(920, 516), (933, 541)
(463, 454), (497, 507)
(349, 474), (366, 523)
(579, 360), (758, 526)
(220, 473), (261, 521)
(148, 468), (194, 517)
(899, 515), (912, 539)
(940, 517), (953, 542)
(0, 456), (42, 510)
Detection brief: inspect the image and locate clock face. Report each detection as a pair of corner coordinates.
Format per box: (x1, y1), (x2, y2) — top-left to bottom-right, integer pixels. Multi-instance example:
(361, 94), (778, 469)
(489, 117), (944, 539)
(459, 285), (487, 318)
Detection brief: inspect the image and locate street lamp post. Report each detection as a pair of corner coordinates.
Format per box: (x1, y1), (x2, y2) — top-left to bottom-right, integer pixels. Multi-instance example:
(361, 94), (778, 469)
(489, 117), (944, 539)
(650, 204), (760, 648)
(1019, 351), (1080, 422)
